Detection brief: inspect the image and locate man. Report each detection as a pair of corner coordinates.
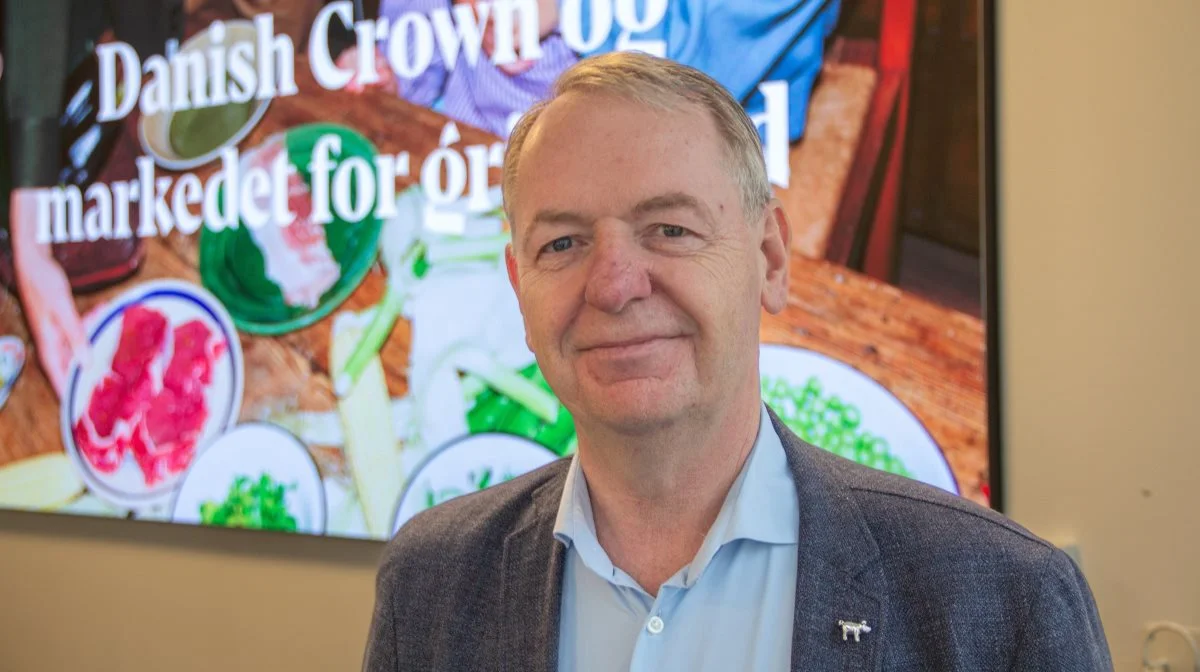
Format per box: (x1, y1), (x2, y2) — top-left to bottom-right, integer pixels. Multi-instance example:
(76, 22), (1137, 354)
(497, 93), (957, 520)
(363, 52), (1112, 671)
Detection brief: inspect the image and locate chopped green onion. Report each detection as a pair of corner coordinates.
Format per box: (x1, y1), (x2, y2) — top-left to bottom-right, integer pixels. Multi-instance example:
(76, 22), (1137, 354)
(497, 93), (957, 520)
(452, 347), (559, 424)
(424, 234), (510, 266)
(460, 374), (488, 403)
(335, 286), (405, 398)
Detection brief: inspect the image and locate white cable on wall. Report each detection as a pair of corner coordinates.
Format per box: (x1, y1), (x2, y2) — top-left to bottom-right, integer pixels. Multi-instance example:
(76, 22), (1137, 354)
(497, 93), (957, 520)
(1143, 621), (1200, 672)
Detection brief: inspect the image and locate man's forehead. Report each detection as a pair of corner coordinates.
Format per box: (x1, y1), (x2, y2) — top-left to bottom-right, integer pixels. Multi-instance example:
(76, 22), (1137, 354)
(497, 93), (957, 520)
(527, 91), (715, 152)
(512, 94), (730, 220)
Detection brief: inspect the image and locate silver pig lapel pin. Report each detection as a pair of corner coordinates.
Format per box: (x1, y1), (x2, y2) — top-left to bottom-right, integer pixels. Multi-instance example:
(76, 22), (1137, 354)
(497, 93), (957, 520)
(838, 620), (872, 643)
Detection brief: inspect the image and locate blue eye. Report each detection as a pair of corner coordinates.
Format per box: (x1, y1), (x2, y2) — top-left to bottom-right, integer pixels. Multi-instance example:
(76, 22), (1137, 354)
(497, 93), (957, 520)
(545, 236), (573, 253)
(661, 225), (686, 237)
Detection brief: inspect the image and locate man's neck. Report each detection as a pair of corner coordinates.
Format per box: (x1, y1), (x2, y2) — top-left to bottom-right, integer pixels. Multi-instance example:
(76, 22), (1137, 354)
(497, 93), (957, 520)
(575, 390), (762, 595)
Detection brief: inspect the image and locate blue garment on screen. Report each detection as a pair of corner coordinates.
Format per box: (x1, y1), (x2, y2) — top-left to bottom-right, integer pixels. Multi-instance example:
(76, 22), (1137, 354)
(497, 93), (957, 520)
(571, 0), (842, 140)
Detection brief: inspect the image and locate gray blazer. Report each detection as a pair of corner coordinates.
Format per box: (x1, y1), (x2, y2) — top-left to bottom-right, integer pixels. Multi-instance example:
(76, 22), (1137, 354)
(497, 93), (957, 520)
(364, 408), (1112, 671)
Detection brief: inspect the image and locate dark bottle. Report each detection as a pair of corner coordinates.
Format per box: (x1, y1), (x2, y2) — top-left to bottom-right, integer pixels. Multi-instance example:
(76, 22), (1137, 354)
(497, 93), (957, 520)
(56, 48), (123, 190)
(52, 0), (185, 292)
(45, 46), (146, 293)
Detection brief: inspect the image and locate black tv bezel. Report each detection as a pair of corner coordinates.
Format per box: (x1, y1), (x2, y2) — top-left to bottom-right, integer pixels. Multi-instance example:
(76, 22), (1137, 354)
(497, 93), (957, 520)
(980, 0), (1004, 512)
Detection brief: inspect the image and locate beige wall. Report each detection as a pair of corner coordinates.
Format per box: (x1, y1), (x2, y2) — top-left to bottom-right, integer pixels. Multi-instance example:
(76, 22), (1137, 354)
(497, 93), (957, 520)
(2, 2), (1199, 670)
(0, 514), (378, 671)
(999, 1), (1200, 669)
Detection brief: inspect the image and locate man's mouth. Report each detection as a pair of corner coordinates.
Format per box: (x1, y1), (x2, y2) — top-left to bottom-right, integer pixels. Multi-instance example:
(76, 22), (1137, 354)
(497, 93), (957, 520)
(577, 335), (681, 352)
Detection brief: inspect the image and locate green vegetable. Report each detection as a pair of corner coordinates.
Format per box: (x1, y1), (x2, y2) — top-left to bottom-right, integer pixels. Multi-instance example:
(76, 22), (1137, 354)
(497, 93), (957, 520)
(412, 251), (430, 279)
(761, 375), (913, 478)
(466, 390), (506, 434)
(169, 102), (253, 159)
(335, 282), (406, 398)
(467, 363), (577, 455)
(453, 348), (559, 424)
(460, 374), (488, 403)
(199, 473), (298, 532)
(335, 241), (432, 398)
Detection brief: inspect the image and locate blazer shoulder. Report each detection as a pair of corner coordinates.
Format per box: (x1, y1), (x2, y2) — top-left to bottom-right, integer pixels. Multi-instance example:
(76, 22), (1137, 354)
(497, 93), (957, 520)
(769, 406), (1050, 563)
(830, 452), (1053, 563)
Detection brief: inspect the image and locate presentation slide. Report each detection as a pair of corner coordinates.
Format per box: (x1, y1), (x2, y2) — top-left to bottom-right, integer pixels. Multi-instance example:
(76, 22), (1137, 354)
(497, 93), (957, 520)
(0, 0), (990, 539)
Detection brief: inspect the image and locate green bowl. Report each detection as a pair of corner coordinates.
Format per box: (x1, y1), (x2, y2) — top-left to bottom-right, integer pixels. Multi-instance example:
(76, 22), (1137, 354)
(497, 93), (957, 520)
(199, 123), (383, 336)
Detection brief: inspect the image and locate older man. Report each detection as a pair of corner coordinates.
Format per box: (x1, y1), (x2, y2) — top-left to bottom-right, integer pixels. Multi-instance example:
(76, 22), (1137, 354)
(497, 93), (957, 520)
(363, 52), (1112, 671)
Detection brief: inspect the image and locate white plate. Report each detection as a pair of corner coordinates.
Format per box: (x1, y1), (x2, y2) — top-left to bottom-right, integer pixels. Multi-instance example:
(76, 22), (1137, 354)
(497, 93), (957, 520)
(170, 423), (324, 534)
(138, 20), (270, 171)
(759, 343), (958, 494)
(61, 279), (244, 509)
(393, 433), (559, 536)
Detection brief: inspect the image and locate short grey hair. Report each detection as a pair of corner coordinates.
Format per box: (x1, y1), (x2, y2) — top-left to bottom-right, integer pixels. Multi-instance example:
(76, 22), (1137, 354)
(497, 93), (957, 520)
(502, 51), (772, 226)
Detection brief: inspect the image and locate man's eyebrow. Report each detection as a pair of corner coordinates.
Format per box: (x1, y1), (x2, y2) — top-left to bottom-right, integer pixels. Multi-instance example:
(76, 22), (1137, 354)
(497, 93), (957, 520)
(530, 209), (590, 229)
(628, 192), (715, 224)
(524, 192), (713, 238)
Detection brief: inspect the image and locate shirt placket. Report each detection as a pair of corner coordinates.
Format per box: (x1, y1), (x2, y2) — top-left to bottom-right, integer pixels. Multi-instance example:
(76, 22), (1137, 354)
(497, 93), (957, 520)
(626, 584), (683, 671)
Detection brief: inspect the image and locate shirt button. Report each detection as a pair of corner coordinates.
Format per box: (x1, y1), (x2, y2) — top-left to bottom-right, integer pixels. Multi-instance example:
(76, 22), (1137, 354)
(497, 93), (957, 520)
(646, 616), (665, 635)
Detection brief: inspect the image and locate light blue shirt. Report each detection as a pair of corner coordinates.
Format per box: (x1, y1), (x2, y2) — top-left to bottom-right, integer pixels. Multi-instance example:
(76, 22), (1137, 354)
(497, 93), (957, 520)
(553, 404), (800, 671)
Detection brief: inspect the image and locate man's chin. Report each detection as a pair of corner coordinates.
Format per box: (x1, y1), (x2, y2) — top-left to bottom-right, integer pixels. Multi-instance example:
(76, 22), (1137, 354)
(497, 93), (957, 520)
(576, 383), (694, 435)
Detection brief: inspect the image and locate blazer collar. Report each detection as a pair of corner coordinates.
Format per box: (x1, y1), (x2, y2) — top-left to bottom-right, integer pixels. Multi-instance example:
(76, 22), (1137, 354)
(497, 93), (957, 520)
(500, 471), (568, 672)
(768, 406), (885, 672)
(498, 405), (886, 672)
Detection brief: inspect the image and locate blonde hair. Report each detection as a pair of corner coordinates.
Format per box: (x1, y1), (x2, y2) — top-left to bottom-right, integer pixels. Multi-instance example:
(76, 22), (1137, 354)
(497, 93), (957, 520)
(502, 51), (772, 224)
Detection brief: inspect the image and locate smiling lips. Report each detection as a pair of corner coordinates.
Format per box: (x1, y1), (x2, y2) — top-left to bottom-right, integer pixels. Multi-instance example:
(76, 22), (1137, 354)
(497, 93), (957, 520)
(577, 335), (682, 353)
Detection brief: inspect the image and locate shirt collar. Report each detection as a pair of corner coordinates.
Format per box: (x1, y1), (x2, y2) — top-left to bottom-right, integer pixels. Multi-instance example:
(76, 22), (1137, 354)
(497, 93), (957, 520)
(552, 403), (799, 587)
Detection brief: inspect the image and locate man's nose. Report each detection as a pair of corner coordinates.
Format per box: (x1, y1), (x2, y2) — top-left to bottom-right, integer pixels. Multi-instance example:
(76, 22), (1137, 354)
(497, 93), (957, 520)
(583, 226), (652, 314)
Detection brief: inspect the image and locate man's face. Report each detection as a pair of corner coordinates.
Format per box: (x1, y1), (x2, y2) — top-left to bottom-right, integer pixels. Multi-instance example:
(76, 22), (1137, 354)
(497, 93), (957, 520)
(505, 93), (790, 434)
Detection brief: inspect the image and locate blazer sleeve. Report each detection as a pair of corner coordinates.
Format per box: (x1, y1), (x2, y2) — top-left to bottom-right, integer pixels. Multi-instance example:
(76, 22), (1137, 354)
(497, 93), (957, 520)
(362, 558), (401, 672)
(1009, 548), (1114, 671)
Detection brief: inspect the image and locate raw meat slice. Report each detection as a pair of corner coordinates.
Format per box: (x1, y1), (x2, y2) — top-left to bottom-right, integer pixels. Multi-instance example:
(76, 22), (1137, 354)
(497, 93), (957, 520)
(129, 318), (221, 485)
(131, 383), (207, 487)
(74, 306), (169, 474)
(164, 320), (224, 394)
(74, 422), (126, 474)
(84, 375), (127, 439)
(111, 305), (169, 383)
(243, 133), (341, 309)
(73, 376), (130, 474)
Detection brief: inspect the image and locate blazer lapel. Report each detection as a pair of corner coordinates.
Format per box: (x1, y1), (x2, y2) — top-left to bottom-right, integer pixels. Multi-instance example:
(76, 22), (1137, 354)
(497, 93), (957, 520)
(767, 407), (886, 672)
(499, 475), (568, 672)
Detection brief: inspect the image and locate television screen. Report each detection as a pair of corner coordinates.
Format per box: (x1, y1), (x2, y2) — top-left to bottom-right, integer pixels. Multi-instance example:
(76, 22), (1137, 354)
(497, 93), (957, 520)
(0, 0), (997, 539)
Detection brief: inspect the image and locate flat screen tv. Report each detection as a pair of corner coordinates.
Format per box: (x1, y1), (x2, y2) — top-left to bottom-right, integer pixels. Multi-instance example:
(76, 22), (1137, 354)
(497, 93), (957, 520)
(0, 0), (1002, 538)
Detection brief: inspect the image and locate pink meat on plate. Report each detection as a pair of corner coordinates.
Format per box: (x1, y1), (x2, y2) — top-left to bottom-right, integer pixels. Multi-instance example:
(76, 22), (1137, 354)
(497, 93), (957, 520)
(131, 382), (208, 487)
(243, 133), (341, 309)
(164, 319), (227, 394)
(111, 304), (168, 383)
(74, 305), (169, 474)
(74, 307), (225, 487)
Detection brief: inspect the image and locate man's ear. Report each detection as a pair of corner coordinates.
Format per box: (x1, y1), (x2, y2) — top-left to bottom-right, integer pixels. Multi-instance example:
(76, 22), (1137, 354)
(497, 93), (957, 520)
(505, 243), (520, 295)
(760, 201), (791, 315)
